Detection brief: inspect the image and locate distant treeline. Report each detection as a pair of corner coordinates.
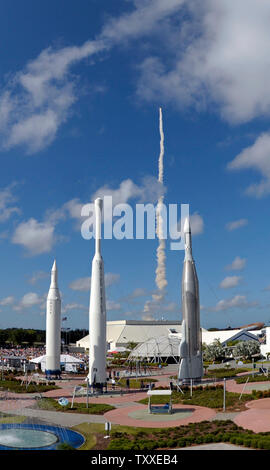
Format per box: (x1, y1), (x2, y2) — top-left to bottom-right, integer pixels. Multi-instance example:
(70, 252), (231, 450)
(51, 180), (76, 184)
(0, 328), (88, 347)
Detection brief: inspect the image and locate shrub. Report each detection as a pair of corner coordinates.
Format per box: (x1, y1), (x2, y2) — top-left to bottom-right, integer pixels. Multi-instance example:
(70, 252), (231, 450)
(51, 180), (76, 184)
(57, 442), (75, 450)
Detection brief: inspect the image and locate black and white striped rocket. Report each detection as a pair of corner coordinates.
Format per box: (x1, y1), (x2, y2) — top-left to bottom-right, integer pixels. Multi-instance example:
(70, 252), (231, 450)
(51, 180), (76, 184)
(88, 198), (107, 387)
(178, 218), (203, 383)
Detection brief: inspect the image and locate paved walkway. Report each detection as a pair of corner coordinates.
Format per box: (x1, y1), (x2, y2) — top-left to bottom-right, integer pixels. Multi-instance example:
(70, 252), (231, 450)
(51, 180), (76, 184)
(234, 398), (270, 433)
(2, 407), (106, 427)
(103, 403), (216, 428)
(2, 371), (270, 434)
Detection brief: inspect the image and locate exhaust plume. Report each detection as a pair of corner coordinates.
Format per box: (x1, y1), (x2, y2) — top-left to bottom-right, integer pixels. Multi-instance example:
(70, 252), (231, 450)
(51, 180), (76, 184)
(143, 108), (167, 314)
(153, 107), (167, 300)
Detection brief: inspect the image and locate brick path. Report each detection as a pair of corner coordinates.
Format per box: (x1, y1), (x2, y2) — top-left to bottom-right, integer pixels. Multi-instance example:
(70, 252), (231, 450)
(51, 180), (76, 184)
(103, 403), (216, 428)
(234, 398), (270, 433)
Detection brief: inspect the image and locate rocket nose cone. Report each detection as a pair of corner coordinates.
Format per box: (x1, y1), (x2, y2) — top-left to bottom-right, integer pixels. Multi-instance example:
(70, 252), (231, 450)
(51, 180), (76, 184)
(184, 217), (191, 234)
(95, 197), (103, 209)
(52, 259), (57, 271)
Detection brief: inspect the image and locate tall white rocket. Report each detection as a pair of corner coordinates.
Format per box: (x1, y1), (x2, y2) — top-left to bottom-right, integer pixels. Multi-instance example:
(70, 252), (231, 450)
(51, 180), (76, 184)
(45, 260), (61, 376)
(88, 198), (107, 387)
(178, 218), (203, 383)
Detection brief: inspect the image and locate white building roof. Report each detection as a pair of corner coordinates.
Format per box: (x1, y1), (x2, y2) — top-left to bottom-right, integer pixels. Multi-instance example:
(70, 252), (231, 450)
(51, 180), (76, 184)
(30, 354), (83, 364)
(76, 320), (184, 348)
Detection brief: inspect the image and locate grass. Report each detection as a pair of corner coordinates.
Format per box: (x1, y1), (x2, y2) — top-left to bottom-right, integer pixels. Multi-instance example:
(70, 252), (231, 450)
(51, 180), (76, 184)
(236, 374), (270, 384)
(204, 368), (248, 379)
(0, 413), (26, 424)
(71, 420), (270, 451)
(117, 378), (157, 389)
(36, 397), (115, 415)
(107, 420), (270, 450)
(138, 385), (251, 411)
(0, 379), (59, 394)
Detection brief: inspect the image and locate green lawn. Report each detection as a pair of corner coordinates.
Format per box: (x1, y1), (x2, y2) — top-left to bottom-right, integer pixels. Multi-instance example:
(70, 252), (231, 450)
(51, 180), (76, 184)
(36, 397), (115, 414)
(71, 420), (270, 451)
(236, 374), (270, 384)
(138, 385), (251, 410)
(117, 378), (157, 389)
(0, 379), (59, 394)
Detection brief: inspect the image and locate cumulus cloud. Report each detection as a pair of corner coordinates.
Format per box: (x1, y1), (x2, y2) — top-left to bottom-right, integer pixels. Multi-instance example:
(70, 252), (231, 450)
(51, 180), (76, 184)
(69, 277), (91, 292)
(0, 41), (104, 154)
(213, 294), (257, 312)
(141, 314), (155, 321)
(0, 185), (20, 222)
(69, 272), (120, 292)
(0, 0), (186, 154)
(28, 270), (49, 285)
(2, 0), (270, 155)
(137, 0), (270, 124)
(12, 218), (56, 256)
(0, 296), (15, 306)
(226, 256), (246, 271)
(228, 132), (270, 198)
(219, 276), (242, 289)
(13, 292), (44, 311)
(106, 300), (121, 311)
(226, 219), (248, 231)
(62, 303), (87, 313)
(176, 212), (204, 237)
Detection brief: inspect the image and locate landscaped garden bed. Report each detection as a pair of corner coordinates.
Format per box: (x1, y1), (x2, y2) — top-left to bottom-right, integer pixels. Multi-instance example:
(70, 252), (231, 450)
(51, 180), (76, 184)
(36, 397), (115, 414)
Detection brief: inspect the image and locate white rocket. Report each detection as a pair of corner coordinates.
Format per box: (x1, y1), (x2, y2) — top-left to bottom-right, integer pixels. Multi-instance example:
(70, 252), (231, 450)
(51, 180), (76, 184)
(178, 218), (203, 383)
(88, 198), (107, 387)
(45, 260), (61, 376)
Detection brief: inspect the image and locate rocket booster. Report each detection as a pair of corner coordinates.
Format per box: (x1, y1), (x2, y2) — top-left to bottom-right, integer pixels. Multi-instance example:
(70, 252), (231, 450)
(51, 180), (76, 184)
(45, 260), (61, 376)
(88, 198), (107, 387)
(178, 218), (203, 382)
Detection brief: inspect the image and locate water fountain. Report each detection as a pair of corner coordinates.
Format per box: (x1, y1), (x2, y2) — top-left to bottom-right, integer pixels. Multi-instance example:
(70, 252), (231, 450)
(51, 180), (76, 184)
(0, 385), (85, 450)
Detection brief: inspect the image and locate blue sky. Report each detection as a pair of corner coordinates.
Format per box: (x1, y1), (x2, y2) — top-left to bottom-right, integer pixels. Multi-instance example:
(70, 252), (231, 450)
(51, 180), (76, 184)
(1, 0), (270, 330)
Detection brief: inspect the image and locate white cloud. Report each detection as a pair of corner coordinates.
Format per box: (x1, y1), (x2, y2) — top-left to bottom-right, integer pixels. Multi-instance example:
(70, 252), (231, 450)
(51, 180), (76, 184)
(2, 0), (270, 155)
(106, 300), (121, 311)
(176, 212), (204, 236)
(0, 41), (104, 153)
(213, 294), (257, 312)
(28, 271), (49, 285)
(0, 0), (186, 154)
(13, 292), (44, 311)
(0, 296), (15, 306)
(219, 276), (242, 289)
(228, 132), (270, 197)
(190, 213), (204, 235)
(92, 176), (165, 222)
(62, 303), (87, 313)
(141, 314), (155, 321)
(105, 273), (120, 287)
(69, 272), (120, 292)
(100, 0), (185, 44)
(137, 0), (270, 124)
(12, 218), (56, 256)
(0, 185), (20, 222)
(226, 219), (248, 231)
(129, 288), (149, 298)
(226, 256), (246, 271)
(69, 277), (91, 292)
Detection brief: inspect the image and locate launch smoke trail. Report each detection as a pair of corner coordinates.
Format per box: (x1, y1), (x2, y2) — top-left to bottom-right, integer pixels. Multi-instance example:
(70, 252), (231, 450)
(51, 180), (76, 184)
(153, 107), (167, 301)
(144, 108), (167, 315)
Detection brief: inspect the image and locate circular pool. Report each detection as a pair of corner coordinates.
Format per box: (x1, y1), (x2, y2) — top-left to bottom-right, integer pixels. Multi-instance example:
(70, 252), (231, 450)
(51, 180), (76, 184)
(0, 424), (85, 450)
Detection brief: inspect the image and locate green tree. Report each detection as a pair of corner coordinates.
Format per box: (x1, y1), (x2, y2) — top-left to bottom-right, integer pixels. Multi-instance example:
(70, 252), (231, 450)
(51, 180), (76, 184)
(203, 339), (225, 361)
(232, 340), (260, 361)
